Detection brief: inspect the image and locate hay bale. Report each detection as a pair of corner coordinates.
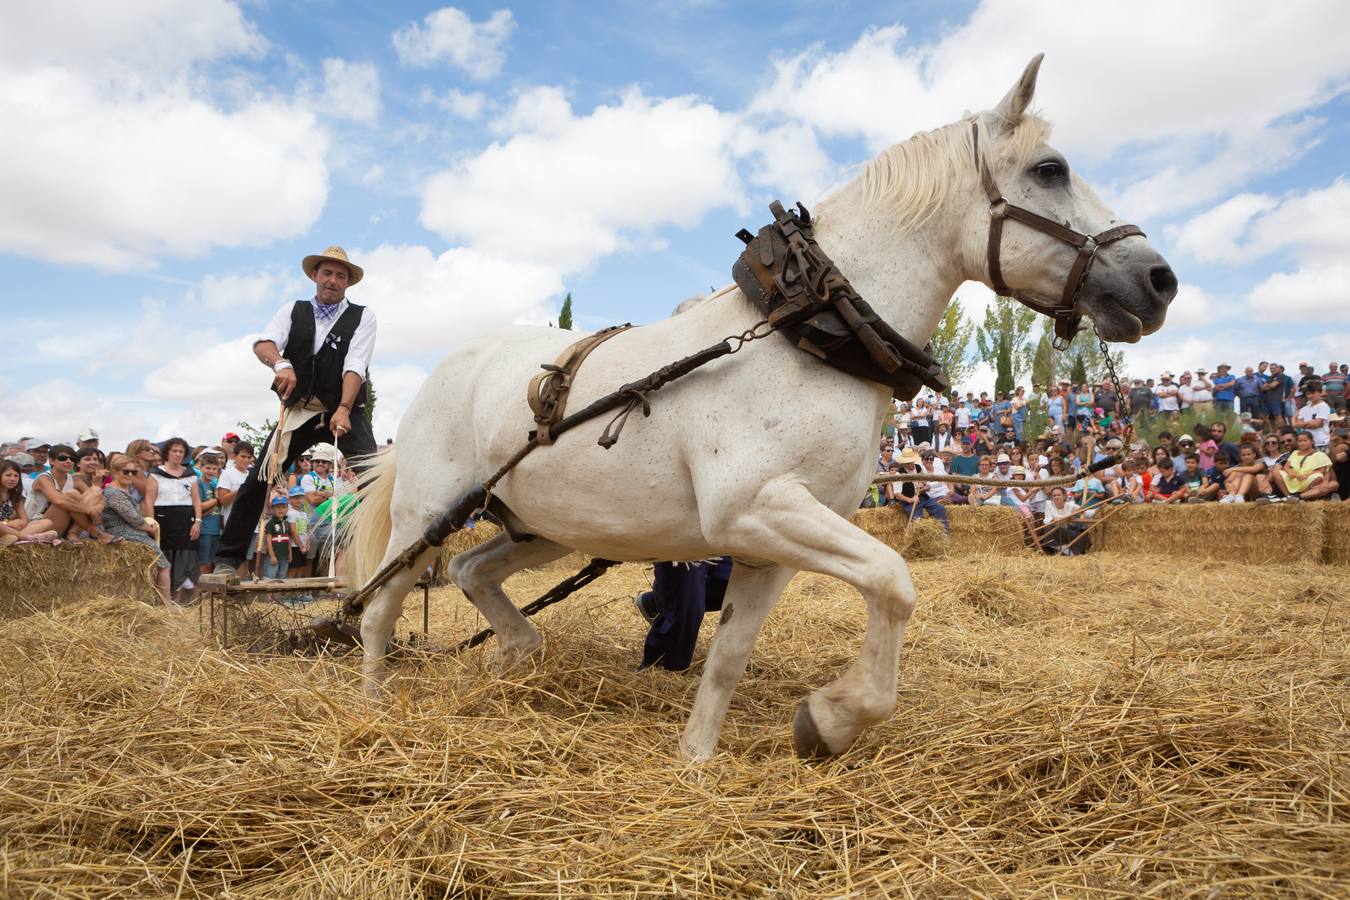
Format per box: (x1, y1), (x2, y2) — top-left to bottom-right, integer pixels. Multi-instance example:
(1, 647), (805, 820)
(946, 505), (1028, 555)
(853, 505), (1024, 557)
(0, 542), (160, 620)
(852, 507), (951, 559)
(1094, 502), (1328, 565)
(1322, 502), (1350, 566)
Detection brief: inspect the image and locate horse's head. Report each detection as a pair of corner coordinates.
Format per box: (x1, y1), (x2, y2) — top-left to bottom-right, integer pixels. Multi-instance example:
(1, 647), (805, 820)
(962, 55), (1176, 343)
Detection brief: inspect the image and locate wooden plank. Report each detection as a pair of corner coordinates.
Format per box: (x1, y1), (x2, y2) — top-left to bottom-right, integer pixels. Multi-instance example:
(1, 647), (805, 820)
(200, 575), (348, 595)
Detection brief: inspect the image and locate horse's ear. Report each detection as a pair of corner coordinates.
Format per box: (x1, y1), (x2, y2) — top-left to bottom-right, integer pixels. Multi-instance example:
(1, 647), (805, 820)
(992, 53), (1043, 128)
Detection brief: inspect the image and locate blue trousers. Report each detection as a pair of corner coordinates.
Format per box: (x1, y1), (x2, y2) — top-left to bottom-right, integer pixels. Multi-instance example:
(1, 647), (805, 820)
(896, 494), (950, 532)
(639, 557), (733, 671)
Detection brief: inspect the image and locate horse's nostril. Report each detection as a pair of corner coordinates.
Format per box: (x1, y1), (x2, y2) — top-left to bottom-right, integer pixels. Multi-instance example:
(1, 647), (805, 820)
(1149, 265), (1178, 302)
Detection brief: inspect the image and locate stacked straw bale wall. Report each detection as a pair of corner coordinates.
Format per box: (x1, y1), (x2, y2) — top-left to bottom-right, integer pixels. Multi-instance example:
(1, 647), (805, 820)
(1094, 502), (1349, 566)
(0, 542), (161, 621)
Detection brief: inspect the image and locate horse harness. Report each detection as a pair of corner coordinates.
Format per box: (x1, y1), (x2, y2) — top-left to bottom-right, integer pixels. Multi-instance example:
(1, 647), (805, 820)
(529, 324), (633, 444)
(733, 202), (947, 400)
(971, 121), (1144, 349)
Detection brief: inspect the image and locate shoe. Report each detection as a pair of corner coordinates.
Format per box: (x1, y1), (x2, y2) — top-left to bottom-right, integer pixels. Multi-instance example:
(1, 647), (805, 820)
(1286, 493), (1303, 503)
(1257, 494), (1279, 504)
(211, 559), (241, 579)
(1232, 495), (1245, 504)
(634, 591), (658, 624)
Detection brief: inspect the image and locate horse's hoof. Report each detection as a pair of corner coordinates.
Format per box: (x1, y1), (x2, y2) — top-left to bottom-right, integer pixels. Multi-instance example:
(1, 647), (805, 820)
(792, 699), (833, 760)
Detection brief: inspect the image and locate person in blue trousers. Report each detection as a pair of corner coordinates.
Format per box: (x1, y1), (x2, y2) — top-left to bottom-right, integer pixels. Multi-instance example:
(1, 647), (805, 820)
(634, 557), (733, 671)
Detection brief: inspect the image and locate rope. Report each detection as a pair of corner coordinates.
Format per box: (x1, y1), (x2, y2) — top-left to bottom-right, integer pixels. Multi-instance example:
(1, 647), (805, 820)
(872, 469), (1087, 489)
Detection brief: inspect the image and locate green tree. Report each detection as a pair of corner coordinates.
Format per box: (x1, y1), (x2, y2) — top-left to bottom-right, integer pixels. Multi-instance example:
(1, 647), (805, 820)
(1031, 329), (1055, 392)
(974, 296), (1038, 392)
(363, 371), (378, 423)
(1070, 352), (1087, 387)
(558, 292), (574, 330)
(928, 297), (976, 388)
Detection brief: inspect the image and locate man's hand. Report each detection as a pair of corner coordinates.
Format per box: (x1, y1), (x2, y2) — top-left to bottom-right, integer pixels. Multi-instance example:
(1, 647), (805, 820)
(330, 405), (352, 440)
(272, 367), (297, 401)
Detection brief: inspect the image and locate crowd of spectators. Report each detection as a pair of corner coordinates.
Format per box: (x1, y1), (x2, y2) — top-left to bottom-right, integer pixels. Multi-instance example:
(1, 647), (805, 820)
(4, 361), (1347, 584)
(1, 429), (361, 604)
(868, 360), (1350, 554)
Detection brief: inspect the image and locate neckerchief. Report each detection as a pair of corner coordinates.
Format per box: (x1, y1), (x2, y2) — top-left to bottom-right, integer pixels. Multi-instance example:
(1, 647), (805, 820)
(312, 297), (344, 327)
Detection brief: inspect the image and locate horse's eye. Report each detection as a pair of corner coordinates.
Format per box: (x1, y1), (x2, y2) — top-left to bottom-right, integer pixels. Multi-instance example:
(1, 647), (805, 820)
(1034, 160), (1067, 180)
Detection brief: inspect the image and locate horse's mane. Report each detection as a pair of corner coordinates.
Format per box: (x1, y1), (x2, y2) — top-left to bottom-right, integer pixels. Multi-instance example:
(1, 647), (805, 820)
(854, 113), (1053, 231)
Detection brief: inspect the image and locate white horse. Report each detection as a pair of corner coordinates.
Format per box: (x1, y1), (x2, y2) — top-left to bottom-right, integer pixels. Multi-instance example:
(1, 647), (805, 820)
(346, 56), (1175, 760)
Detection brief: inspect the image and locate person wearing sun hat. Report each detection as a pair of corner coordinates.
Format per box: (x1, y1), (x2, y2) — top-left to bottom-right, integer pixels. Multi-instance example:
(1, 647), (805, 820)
(212, 245), (378, 578)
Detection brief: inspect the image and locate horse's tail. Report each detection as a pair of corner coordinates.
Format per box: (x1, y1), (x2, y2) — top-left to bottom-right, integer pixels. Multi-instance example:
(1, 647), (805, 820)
(342, 448), (398, 589)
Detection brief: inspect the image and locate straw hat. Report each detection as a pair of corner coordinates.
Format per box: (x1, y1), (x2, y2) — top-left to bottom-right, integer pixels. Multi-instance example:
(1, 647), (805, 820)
(303, 245), (364, 285)
(896, 447), (921, 465)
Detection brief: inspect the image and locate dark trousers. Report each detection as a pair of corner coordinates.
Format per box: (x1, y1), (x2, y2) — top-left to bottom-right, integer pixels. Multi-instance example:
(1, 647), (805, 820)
(217, 406), (376, 565)
(639, 557), (733, 671)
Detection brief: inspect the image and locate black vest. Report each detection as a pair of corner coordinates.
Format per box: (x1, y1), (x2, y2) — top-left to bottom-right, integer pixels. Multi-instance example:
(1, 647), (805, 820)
(282, 301), (368, 412)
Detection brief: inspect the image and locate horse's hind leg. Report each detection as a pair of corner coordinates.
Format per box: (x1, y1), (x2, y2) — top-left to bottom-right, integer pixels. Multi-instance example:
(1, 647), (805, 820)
(701, 479), (918, 759)
(448, 532), (571, 666)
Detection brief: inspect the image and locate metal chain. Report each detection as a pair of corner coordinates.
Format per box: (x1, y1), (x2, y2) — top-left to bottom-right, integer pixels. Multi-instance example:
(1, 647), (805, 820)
(1093, 321), (1132, 462)
(724, 319), (774, 353)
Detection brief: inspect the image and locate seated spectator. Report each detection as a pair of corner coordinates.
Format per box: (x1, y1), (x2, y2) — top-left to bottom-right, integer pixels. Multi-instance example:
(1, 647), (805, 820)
(1172, 435), (1196, 473)
(124, 439), (162, 512)
(0, 460), (59, 544)
(6, 451), (43, 492)
(71, 447), (112, 541)
(1223, 444), (1264, 503)
(1271, 430), (1338, 501)
(1147, 458), (1186, 503)
(1042, 486), (1087, 555)
(1181, 454), (1205, 498)
(1210, 421), (1241, 464)
(101, 452), (171, 603)
(1109, 458), (1145, 503)
(1196, 454), (1230, 502)
(26, 444), (99, 541)
(1330, 428), (1349, 501)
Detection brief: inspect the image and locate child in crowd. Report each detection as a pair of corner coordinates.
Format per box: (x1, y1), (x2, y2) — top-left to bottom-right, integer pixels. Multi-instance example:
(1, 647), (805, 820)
(263, 494), (299, 580)
(1183, 454), (1205, 498)
(286, 486), (310, 578)
(197, 452), (223, 573)
(1148, 458), (1187, 503)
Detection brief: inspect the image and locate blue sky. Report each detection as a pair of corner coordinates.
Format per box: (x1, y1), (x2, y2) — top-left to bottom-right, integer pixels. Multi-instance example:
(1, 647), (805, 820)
(3, 0), (1349, 448)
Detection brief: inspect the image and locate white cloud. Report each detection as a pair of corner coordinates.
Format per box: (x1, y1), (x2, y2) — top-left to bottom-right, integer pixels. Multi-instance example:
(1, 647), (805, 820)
(747, 2), (1350, 218)
(193, 269), (309, 312)
(320, 58), (381, 124)
(0, 0), (266, 83)
(352, 243), (563, 355)
(393, 7), (515, 79)
(0, 2), (329, 269)
(1244, 263), (1350, 321)
(1245, 178), (1350, 267)
(1162, 283), (1218, 332)
(420, 86), (486, 119)
(1166, 193), (1278, 263)
(421, 87), (744, 271)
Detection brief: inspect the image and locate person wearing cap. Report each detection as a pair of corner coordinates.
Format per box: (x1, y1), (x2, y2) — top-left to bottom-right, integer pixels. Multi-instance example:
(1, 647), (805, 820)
(1210, 364), (1236, 412)
(285, 485), (312, 578)
(1189, 369), (1214, 415)
(213, 246), (378, 578)
(891, 448), (949, 531)
(262, 493), (301, 580)
(76, 429), (100, 451)
(1155, 371), (1179, 419)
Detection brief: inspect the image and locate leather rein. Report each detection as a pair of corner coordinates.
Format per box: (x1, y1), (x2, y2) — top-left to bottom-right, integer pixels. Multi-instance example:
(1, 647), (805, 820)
(972, 121), (1144, 348)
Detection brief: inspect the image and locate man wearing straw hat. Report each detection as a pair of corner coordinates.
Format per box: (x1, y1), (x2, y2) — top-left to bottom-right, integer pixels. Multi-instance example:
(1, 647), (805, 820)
(211, 246), (377, 578)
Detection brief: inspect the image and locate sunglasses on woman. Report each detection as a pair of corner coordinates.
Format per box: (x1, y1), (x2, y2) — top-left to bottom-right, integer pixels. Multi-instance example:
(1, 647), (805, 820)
(121, 467), (141, 475)
(52, 454), (74, 462)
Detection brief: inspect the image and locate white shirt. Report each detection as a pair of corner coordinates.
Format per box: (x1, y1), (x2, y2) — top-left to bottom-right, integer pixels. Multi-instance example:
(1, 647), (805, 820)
(218, 463), (250, 525)
(257, 298), (378, 378)
(1296, 401), (1332, 446)
(921, 458), (948, 499)
(1155, 382), (1179, 411)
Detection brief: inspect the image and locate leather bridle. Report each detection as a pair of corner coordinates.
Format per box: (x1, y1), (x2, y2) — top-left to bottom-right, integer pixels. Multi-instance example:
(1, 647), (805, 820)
(972, 121), (1144, 347)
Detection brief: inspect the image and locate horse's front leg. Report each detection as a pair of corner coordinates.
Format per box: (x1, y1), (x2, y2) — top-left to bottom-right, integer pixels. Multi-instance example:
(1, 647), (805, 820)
(705, 480), (918, 759)
(680, 562), (795, 761)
